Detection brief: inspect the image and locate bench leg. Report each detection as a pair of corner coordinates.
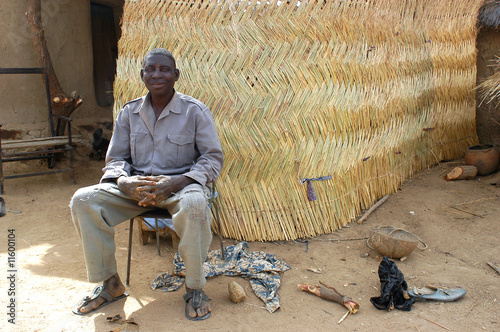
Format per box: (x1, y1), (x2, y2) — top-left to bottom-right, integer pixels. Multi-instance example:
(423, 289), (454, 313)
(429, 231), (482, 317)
(171, 230), (180, 250)
(0, 156), (4, 195)
(69, 146), (75, 185)
(0, 137), (4, 194)
(138, 219), (151, 245)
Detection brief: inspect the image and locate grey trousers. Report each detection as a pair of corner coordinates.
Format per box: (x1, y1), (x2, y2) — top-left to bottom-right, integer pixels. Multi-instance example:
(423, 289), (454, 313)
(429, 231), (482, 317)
(70, 182), (212, 289)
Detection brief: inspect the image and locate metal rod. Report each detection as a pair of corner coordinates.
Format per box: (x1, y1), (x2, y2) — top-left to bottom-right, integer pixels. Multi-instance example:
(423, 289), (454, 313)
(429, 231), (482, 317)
(155, 218), (161, 256)
(4, 169), (72, 180)
(0, 67), (44, 74)
(2, 148), (71, 159)
(212, 184), (225, 260)
(126, 218), (134, 287)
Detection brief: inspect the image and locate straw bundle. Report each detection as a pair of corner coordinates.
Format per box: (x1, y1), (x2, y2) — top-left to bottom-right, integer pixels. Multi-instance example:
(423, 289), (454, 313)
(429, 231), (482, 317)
(478, 56), (500, 106)
(115, 0), (481, 241)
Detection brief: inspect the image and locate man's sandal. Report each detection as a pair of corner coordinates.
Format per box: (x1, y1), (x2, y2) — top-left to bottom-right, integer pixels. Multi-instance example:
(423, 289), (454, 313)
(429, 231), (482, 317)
(72, 285), (129, 315)
(183, 289), (211, 321)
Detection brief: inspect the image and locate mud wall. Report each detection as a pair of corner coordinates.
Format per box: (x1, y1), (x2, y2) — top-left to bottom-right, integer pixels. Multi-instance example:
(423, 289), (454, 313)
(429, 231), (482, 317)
(476, 28), (500, 147)
(0, 0), (113, 140)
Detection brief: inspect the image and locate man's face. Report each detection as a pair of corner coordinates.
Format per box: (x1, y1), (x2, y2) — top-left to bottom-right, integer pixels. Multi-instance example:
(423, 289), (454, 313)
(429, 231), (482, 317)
(140, 54), (179, 98)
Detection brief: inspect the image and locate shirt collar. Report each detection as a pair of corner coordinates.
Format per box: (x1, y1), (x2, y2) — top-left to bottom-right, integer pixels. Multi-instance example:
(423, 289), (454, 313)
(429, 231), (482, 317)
(162, 90), (181, 115)
(134, 91), (181, 115)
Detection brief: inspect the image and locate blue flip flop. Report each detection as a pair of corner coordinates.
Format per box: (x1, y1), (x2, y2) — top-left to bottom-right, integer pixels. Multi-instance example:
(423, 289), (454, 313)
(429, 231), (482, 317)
(408, 286), (466, 302)
(72, 285), (129, 315)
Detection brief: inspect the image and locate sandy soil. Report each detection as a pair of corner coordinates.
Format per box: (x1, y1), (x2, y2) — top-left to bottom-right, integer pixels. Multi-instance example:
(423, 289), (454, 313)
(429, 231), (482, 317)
(1, 157), (499, 332)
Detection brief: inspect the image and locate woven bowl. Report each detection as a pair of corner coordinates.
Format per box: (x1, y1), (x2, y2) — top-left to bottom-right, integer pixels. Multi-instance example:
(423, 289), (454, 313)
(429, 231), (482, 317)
(369, 227), (419, 259)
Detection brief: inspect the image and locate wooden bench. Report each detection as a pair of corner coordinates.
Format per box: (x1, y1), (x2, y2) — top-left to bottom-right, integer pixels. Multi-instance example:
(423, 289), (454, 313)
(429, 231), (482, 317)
(0, 122), (81, 194)
(0, 67), (80, 194)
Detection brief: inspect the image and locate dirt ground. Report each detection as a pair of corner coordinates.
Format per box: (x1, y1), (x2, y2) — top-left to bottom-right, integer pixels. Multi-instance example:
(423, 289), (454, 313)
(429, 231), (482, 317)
(1, 157), (499, 332)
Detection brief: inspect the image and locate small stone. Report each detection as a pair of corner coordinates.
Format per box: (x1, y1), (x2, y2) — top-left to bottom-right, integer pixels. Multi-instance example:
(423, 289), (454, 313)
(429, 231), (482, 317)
(228, 281), (246, 303)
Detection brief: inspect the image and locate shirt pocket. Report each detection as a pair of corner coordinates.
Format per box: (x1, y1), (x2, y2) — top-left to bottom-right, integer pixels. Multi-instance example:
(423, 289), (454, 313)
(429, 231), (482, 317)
(167, 134), (196, 166)
(130, 132), (150, 166)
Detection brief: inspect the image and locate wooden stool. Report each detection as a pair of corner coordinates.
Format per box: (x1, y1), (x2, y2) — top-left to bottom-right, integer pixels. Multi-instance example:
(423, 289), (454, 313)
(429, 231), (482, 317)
(137, 216), (180, 249)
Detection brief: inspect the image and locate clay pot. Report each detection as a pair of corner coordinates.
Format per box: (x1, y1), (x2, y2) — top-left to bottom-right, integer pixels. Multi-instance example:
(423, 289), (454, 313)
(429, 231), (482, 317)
(464, 144), (500, 176)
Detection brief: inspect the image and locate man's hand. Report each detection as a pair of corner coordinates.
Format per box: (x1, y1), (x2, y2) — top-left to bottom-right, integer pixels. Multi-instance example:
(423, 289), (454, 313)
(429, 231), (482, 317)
(117, 175), (158, 207)
(136, 175), (195, 205)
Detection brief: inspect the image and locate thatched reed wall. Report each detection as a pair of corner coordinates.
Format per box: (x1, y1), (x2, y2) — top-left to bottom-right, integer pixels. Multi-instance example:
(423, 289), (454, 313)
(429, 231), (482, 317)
(115, 0), (481, 241)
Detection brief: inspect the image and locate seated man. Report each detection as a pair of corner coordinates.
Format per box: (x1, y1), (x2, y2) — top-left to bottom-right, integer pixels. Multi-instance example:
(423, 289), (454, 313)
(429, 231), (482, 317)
(70, 48), (224, 321)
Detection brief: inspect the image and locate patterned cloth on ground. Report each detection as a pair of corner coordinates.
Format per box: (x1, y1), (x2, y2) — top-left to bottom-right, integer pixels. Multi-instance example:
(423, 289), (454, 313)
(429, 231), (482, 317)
(150, 241), (291, 313)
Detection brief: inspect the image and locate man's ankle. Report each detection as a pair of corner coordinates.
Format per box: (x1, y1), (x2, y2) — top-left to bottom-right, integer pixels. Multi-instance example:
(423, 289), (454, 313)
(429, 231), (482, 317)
(104, 274), (125, 293)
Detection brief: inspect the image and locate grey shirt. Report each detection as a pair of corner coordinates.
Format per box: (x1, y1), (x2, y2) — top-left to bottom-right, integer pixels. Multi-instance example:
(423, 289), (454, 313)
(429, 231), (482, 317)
(101, 91), (224, 186)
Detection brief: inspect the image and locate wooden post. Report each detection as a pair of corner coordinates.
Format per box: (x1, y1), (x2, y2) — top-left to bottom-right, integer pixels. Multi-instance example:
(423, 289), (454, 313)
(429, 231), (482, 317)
(357, 194), (390, 224)
(26, 0), (83, 134)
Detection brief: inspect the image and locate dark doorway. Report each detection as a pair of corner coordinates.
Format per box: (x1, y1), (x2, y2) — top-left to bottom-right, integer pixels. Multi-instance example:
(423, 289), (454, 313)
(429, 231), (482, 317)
(476, 28), (500, 147)
(90, 2), (122, 107)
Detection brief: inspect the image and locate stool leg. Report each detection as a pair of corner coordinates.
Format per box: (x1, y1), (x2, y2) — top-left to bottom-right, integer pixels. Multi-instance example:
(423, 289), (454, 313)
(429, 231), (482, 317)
(155, 218), (161, 256)
(214, 201), (225, 260)
(171, 230), (180, 250)
(126, 218), (134, 287)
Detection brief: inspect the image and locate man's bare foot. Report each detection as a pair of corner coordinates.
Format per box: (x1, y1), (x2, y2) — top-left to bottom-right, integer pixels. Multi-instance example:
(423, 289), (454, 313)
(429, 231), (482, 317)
(185, 287), (211, 320)
(77, 273), (126, 314)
